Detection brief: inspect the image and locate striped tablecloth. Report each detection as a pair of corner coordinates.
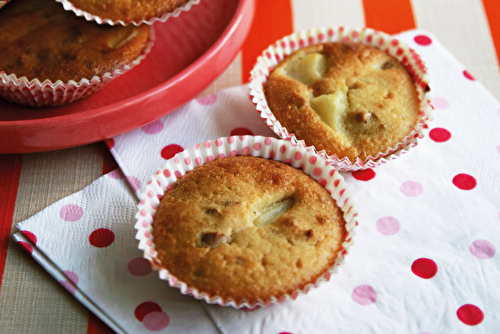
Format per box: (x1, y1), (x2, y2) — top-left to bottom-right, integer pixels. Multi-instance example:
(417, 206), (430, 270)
(1, 0), (500, 332)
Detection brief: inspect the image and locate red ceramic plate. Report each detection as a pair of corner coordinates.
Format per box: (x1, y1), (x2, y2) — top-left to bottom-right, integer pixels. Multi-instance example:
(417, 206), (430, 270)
(0, 0), (254, 153)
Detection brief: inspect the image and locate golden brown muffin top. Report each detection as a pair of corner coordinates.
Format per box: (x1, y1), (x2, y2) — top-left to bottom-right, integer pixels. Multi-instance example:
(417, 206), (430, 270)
(69, 0), (191, 23)
(264, 42), (420, 162)
(0, 0), (150, 82)
(153, 156), (346, 305)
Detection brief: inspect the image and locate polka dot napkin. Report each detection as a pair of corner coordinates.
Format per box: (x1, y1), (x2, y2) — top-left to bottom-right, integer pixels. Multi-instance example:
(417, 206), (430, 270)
(14, 30), (500, 333)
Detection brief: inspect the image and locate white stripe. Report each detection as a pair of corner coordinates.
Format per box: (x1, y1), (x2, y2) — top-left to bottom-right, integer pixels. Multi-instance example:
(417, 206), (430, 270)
(291, 0), (365, 31)
(412, 0), (500, 100)
(200, 52), (243, 95)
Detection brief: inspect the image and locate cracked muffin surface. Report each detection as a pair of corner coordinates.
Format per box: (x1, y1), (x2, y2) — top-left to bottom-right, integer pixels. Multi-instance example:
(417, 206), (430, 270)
(264, 42), (420, 162)
(0, 0), (150, 82)
(69, 0), (191, 23)
(152, 155), (346, 304)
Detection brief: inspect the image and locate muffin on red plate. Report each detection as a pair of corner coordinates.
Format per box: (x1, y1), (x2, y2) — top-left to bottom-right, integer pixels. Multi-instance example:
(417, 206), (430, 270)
(136, 136), (357, 308)
(250, 27), (432, 171)
(56, 0), (200, 26)
(0, 0), (154, 107)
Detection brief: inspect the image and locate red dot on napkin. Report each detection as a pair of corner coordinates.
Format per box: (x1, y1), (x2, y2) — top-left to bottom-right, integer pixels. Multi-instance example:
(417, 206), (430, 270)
(414, 35), (432, 46)
(89, 228), (115, 248)
(22, 231), (37, 245)
(135, 301), (162, 322)
(411, 258), (438, 279)
(452, 173), (477, 190)
(161, 144), (184, 160)
(352, 169), (376, 181)
(230, 127), (254, 136)
(457, 304), (484, 326)
(429, 128), (451, 142)
(463, 70), (475, 81)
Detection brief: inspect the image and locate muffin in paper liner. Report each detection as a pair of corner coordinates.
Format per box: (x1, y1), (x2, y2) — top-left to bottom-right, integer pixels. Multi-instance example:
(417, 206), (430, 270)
(55, 0), (200, 26)
(135, 135), (357, 308)
(0, 27), (155, 108)
(249, 26), (433, 171)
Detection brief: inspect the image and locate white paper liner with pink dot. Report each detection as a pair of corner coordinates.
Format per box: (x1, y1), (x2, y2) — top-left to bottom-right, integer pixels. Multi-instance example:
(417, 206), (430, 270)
(55, 0), (200, 26)
(249, 26), (433, 171)
(0, 27), (155, 107)
(135, 135), (358, 309)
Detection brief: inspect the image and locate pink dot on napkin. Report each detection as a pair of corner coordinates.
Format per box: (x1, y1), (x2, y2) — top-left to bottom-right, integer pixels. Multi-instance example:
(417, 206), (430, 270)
(400, 181), (423, 197)
(60, 280), (77, 296)
(126, 176), (141, 192)
(432, 97), (449, 110)
(59, 204), (84, 222)
(197, 93), (217, 106)
(128, 258), (152, 276)
(141, 120), (164, 135)
(108, 169), (124, 179)
(351, 285), (377, 305)
(470, 240), (495, 259)
(376, 216), (400, 236)
(63, 270), (79, 284)
(143, 311), (170, 331)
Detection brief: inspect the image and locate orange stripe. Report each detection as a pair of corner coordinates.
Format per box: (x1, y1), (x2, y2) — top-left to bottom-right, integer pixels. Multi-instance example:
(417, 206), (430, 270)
(0, 154), (23, 292)
(87, 312), (115, 334)
(362, 0), (416, 34)
(241, 0), (294, 83)
(100, 142), (119, 175)
(482, 0), (500, 69)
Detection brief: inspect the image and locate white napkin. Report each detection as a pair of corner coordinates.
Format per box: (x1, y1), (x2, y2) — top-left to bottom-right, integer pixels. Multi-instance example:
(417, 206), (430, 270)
(15, 29), (500, 333)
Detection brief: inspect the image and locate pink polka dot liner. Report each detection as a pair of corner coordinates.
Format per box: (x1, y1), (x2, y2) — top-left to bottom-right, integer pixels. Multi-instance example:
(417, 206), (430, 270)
(249, 27), (433, 171)
(135, 136), (358, 309)
(55, 0), (200, 26)
(0, 27), (154, 107)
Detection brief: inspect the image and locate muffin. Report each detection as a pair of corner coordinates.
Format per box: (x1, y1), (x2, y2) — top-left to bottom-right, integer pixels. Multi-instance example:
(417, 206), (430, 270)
(136, 136), (357, 307)
(250, 27), (432, 170)
(0, 0), (153, 106)
(57, 0), (199, 25)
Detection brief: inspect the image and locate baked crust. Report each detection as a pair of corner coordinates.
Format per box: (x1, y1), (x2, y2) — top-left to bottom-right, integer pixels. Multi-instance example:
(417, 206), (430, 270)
(69, 0), (191, 23)
(0, 0), (150, 82)
(264, 42), (420, 162)
(153, 156), (346, 305)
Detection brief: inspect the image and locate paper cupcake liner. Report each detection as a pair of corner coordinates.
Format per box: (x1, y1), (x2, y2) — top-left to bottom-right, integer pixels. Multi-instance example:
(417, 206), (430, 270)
(55, 0), (200, 26)
(0, 0), (11, 10)
(249, 26), (433, 171)
(135, 135), (358, 309)
(0, 27), (155, 107)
